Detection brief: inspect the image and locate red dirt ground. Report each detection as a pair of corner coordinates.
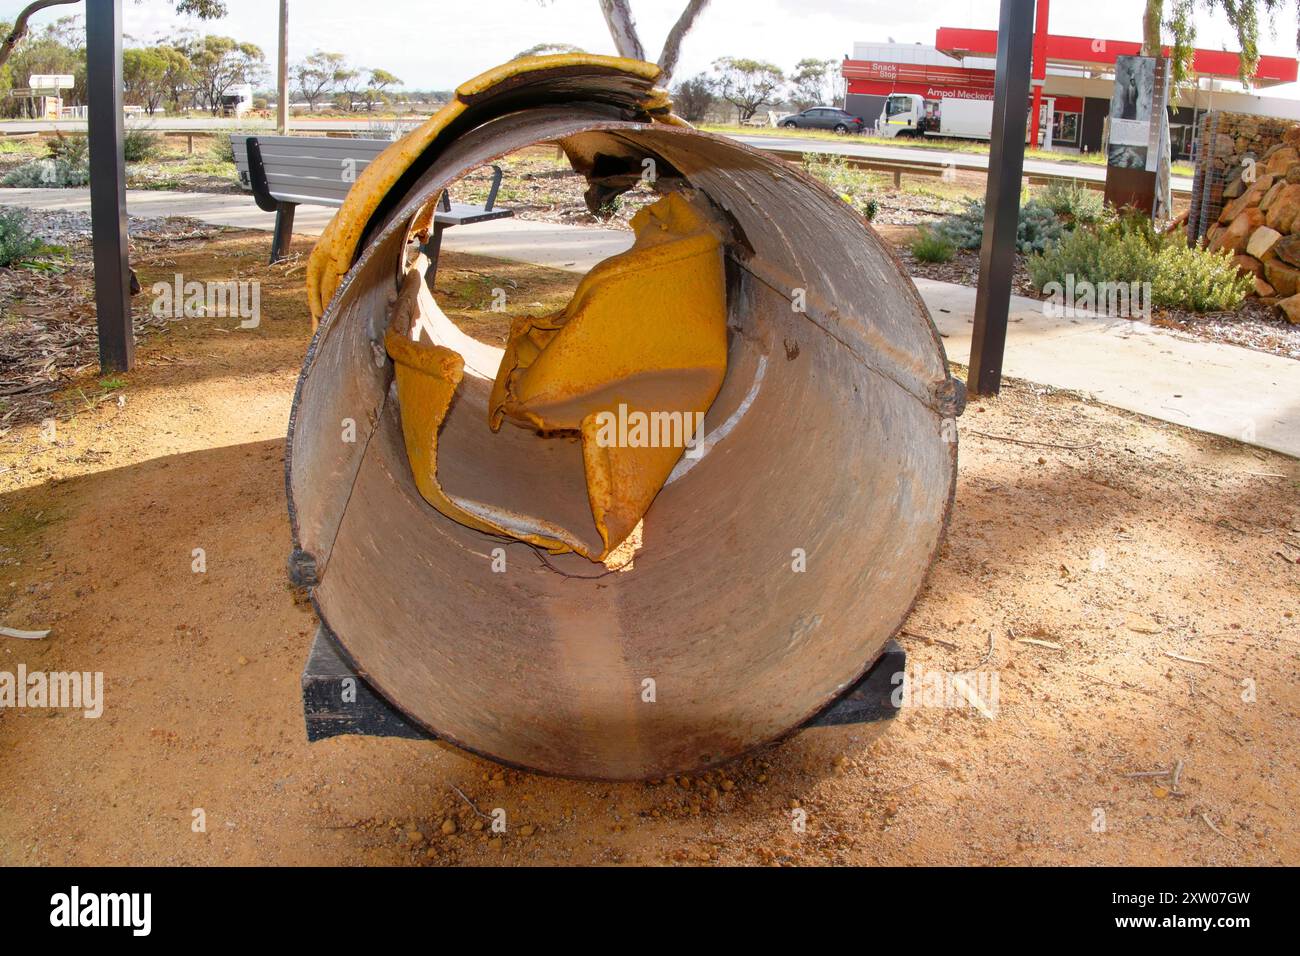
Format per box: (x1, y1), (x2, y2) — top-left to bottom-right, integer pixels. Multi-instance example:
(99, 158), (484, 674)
(0, 232), (1296, 865)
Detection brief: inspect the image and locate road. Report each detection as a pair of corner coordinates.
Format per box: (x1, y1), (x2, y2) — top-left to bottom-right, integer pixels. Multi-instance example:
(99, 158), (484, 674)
(0, 117), (1192, 192)
(732, 133), (1195, 193)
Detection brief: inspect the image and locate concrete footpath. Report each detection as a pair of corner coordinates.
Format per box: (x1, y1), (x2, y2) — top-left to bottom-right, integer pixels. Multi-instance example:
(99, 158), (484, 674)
(4, 186), (1297, 459)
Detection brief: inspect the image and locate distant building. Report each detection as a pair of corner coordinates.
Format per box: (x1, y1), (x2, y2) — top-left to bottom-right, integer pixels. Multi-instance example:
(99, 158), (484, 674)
(843, 30), (1300, 158)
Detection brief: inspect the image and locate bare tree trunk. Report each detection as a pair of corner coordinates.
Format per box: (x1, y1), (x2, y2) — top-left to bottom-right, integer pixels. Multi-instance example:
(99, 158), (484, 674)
(1143, 0), (1172, 221)
(598, 0), (646, 61)
(657, 0), (709, 83)
(1141, 0), (1163, 55)
(0, 0), (78, 70)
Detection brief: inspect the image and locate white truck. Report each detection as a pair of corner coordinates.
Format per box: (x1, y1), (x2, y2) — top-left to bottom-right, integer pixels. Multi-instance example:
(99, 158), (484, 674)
(875, 93), (1053, 146)
(219, 82), (255, 117)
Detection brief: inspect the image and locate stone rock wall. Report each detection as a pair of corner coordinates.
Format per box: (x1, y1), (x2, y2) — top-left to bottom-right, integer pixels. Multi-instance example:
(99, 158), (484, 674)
(1191, 111), (1300, 323)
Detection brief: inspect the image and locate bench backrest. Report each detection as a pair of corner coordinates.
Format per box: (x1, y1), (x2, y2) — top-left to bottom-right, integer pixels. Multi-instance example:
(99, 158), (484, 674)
(231, 134), (393, 208)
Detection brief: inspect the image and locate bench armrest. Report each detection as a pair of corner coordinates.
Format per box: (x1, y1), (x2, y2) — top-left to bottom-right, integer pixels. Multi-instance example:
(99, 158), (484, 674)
(244, 137), (281, 214)
(439, 164), (506, 213)
(485, 164), (503, 211)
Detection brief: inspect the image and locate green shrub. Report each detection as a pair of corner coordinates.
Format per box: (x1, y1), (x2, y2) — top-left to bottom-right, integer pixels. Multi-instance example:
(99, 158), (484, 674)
(123, 126), (162, 163)
(1, 158), (90, 188)
(1038, 179), (1105, 225)
(211, 129), (259, 165)
(1016, 199), (1065, 254)
(0, 139), (43, 158)
(929, 199), (984, 248)
(212, 131), (236, 164)
(803, 152), (878, 195)
(1026, 214), (1253, 313)
(803, 152), (884, 220)
(0, 208), (42, 267)
(1150, 239), (1254, 312)
(931, 197), (1063, 255)
(12, 129), (92, 187)
(46, 130), (88, 167)
(910, 226), (955, 263)
(1025, 214), (1156, 291)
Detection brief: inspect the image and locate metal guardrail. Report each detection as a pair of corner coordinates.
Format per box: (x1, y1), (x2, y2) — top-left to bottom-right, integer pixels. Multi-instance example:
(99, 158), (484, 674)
(0, 119), (1192, 194)
(753, 142), (1192, 195)
(755, 145), (950, 186)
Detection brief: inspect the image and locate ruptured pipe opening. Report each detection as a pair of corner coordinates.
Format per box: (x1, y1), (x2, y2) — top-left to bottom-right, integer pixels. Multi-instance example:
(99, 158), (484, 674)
(390, 155), (738, 567)
(288, 56), (959, 779)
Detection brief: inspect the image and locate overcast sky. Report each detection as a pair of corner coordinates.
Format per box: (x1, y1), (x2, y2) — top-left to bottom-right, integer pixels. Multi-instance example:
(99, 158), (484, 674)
(7, 0), (1300, 96)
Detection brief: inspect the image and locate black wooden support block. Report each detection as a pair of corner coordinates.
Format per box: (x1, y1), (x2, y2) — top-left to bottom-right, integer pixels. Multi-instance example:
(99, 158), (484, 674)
(807, 639), (906, 727)
(303, 628), (904, 744)
(301, 631), (428, 742)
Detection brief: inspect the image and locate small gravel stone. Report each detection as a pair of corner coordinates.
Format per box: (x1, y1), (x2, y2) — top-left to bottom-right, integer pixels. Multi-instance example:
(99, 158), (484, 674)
(1, 206), (213, 246)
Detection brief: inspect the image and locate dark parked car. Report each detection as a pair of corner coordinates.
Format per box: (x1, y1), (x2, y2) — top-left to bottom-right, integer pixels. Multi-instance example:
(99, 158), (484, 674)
(779, 107), (865, 134)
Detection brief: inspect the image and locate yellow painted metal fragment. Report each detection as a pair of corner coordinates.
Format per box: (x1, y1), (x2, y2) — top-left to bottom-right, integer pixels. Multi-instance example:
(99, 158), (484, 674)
(384, 192), (728, 563)
(489, 191), (729, 557)
(384, 267), (573, 555)
(306, 53), (672, 326)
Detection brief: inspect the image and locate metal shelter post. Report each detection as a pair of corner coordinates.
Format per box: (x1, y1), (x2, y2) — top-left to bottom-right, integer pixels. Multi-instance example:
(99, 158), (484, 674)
(968, 0), (1035, 396)
(86, 0), (133, 372)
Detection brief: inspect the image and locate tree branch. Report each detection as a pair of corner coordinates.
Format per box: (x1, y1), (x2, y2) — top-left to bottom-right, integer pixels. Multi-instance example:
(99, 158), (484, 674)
(598, 0), (645, 61)
(657, 0), (709, 83)
(0, 0), (79, 72)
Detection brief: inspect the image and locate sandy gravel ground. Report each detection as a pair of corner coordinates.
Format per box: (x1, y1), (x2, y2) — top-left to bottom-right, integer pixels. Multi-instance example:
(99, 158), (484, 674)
(0, 230), (1296, 866)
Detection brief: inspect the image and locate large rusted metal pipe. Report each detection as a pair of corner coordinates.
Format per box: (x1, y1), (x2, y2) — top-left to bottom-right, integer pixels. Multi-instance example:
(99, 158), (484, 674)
(287, 57), (961, 780)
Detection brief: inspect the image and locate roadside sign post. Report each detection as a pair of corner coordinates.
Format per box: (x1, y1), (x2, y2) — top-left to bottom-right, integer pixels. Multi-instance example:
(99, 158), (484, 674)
(968, 0), (1035, 396)
(86, 0), (134, 372)
(1102, 55), (1172, 219)
(277, 1), (289, 134)
(28, 74), (74, 90)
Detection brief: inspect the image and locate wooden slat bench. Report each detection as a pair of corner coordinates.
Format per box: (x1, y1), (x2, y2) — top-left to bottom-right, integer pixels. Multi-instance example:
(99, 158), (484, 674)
(231, 134), (514, 271)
